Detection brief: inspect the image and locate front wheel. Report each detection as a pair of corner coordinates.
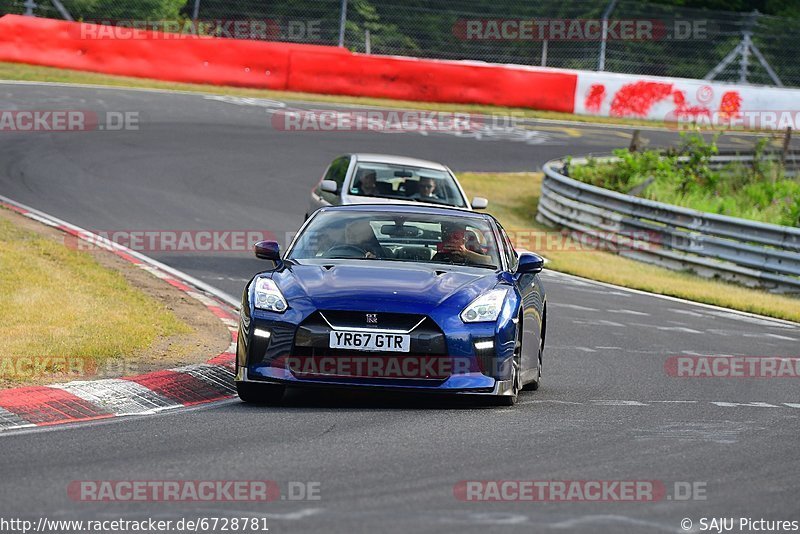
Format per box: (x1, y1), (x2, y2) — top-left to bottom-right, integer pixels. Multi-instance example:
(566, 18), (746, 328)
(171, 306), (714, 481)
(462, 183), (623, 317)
(489, 340), (521, 406)
(524, 347), (543, 391)
(236, 381), (285, 405)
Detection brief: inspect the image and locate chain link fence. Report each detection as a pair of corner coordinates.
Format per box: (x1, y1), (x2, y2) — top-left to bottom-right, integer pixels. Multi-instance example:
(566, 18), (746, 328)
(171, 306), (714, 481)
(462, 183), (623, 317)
(2, 0), (798, 88)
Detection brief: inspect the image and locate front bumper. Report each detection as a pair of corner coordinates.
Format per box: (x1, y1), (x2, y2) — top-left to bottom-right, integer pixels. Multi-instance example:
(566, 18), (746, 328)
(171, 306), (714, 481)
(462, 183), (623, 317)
(238, 307), (518, 397)
(236, 366), (516, 396)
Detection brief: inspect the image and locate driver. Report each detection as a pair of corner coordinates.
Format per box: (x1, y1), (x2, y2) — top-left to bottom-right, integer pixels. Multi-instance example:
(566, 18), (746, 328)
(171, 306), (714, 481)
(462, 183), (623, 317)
(355, 171), (378, 196)
(411, 176), (439, 200)
(344, 219), (383, 259)
(435, 222), (493, 266)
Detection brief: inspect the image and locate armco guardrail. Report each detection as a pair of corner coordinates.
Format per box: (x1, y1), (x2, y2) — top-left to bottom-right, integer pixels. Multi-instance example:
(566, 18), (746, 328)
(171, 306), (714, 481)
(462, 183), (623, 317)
(538, 155), (800, 295)
(708, 150), (800, 176)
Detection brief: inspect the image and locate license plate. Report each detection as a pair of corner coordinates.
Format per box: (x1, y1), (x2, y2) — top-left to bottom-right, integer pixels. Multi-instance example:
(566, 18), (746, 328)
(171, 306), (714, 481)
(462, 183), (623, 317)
(329, 331), (411, 352)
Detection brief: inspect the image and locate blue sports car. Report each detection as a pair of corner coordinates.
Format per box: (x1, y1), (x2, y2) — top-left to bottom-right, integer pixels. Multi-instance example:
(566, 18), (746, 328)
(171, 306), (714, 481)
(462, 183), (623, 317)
(236, 204), (547, 406)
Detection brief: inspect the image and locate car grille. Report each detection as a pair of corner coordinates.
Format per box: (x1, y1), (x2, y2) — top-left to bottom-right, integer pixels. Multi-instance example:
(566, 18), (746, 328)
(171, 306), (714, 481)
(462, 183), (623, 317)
(288, 311), (457, 380)
(318, 310), (426, 331)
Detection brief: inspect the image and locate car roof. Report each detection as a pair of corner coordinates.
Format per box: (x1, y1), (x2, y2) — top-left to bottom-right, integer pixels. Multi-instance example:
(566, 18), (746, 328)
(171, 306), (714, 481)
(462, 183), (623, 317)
(318, 203), (493, 221)
(351, 153), (449, 171)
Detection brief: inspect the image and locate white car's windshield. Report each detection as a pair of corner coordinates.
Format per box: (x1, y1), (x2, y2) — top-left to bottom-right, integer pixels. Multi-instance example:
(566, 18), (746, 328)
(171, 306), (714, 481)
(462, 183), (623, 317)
(349, 162), (467, 208)
(289, 211), (500, 269)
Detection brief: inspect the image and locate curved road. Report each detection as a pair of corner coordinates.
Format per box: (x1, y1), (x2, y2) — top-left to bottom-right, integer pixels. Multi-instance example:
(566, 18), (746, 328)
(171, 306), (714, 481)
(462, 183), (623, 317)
(1, 82), (798, 533)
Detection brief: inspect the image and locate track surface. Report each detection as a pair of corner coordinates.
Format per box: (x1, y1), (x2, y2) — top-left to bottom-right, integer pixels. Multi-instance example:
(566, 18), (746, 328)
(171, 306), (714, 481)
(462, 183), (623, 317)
(1, 83), (798, 533)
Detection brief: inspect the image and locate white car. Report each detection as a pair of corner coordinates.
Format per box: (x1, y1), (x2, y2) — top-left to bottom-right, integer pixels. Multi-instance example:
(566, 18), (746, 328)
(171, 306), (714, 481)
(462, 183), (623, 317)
(307, 153), (488, 218)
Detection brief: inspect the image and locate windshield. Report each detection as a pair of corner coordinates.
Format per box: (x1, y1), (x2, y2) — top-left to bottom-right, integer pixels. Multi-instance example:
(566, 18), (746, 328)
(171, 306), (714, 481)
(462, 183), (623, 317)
(289, 211), (500, 269)
(348, 162), (467, 208)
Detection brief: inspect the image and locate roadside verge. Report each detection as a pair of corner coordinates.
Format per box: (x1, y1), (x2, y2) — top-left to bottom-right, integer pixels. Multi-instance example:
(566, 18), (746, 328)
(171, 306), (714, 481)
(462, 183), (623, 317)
(0, 195), (242, 432)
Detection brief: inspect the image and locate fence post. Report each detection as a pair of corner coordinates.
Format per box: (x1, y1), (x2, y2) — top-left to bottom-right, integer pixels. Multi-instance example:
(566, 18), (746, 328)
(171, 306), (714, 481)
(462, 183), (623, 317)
(338, 0), (348, 47)
(192, 0), (201, 24)
(629, 130), (641, 152)
(23, 0), (37, 16)
(50, 0), (73, 20)
(541, 39), (548, 67)
(781, 127), (792, 165)
(598, 0), (618, 71)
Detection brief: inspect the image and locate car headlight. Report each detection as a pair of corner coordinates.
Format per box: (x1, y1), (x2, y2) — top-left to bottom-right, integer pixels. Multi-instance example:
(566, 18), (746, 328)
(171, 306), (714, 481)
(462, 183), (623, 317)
(253, 277), (288, 313)
(460, 288), (508, 323)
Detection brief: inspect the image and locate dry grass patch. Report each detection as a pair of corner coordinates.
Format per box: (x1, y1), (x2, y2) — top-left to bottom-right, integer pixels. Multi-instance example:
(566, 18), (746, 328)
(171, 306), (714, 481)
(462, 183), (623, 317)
(0, 207), (230, 387)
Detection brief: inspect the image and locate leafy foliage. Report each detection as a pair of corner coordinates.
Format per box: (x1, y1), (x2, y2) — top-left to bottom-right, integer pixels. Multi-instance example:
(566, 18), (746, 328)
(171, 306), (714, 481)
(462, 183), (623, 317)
(569, 133), (800, 227)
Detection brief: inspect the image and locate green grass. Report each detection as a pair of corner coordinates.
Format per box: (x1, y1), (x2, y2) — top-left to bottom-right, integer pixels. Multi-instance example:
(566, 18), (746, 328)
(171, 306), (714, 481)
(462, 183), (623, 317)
(569, 134), (800, 227)
(0, 61), (668, 128)
(457, 171), (800, 322)
(0, 215), (190, 367)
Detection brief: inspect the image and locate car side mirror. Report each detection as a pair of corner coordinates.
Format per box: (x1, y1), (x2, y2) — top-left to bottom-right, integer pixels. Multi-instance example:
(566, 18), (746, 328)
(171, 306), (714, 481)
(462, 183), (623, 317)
(471, 197), (489, 209)
(254, 240), (281, 261)
(321, 180), (338, 194)
(517, 252), (544, 274)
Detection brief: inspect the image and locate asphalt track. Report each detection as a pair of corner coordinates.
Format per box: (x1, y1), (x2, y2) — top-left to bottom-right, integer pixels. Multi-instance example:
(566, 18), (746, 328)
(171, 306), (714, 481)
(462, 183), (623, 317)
(1, 82), (799, 533)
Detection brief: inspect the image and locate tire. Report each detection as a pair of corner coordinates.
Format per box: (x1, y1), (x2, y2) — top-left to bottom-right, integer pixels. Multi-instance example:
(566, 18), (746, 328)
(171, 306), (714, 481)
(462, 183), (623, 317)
(492, 390), (517, 407)
(236, 381), (285, 405)
(488, 337), (521, 407)
(523, 347), (543, 391)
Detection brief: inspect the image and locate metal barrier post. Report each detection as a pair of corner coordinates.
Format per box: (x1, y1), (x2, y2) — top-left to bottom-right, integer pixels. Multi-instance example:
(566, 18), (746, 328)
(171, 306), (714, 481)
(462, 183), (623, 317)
(192, 0), (201, 25)
(338, 0), (348, 48)
(598, 0), (618, 72)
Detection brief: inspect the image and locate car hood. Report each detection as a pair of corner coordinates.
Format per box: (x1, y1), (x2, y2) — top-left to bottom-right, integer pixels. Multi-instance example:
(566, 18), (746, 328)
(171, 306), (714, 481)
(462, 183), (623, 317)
(274, 261), (499, 313)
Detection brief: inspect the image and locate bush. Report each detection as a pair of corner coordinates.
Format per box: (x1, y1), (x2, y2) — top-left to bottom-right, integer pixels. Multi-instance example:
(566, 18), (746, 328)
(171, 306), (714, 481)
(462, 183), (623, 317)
(569, 133), (800, 227)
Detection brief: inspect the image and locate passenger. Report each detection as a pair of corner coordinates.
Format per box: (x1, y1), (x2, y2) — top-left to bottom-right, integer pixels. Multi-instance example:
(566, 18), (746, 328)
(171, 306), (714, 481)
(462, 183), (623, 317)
(411, 176), (439, 200)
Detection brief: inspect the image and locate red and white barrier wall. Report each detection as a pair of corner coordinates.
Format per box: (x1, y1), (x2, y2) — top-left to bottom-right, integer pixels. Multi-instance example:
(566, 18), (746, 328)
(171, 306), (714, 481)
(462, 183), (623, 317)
(1, 14), (798, 128)
(575, 70), (800, 128)
(0, 15), (576, 112)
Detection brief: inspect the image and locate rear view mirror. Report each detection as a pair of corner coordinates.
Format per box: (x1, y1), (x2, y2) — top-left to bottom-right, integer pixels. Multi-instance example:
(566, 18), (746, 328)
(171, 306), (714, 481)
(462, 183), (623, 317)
(321, 180), (338, 193)
(254, 240), (281, 261)
(471, 197), (489, 209)
(380, 224), (423, 238)
(517, 252), (544, 274)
